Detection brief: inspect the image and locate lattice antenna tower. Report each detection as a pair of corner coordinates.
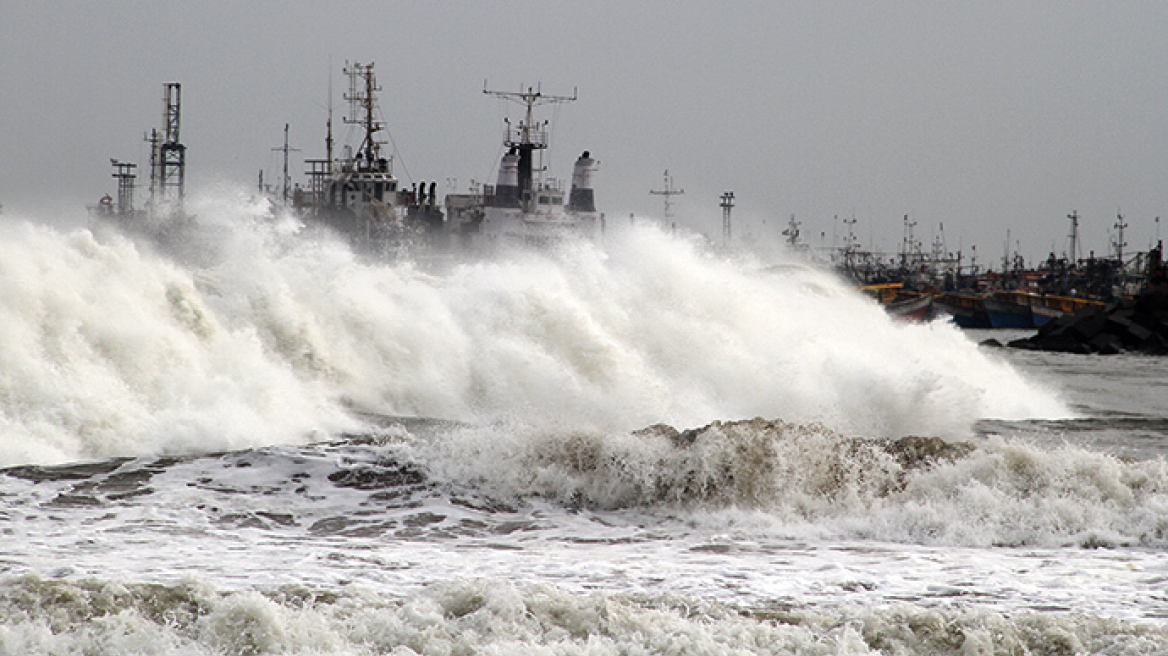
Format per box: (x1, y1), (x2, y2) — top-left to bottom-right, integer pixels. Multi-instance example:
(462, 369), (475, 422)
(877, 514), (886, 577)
(156, 83), (186, 206)
(110, 159), (137, 215)
(650, 170), (684, 219)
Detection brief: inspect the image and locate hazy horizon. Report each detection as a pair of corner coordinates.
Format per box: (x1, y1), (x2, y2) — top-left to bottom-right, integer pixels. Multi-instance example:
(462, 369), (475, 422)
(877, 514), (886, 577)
(3, 1), (1166, 266)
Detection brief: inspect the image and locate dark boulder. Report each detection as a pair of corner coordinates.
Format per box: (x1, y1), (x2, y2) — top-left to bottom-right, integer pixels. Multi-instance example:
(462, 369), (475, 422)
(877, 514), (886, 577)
(1008, 289), (1168, 355)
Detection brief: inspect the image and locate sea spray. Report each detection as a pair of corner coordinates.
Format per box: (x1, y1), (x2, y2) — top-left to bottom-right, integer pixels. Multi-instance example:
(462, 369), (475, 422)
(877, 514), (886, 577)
(0, 218), (357, 467)
(0, 189), (1067, 467)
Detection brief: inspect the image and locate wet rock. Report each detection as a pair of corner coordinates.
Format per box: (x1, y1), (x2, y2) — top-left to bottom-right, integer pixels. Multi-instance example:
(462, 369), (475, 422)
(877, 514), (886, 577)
(882, 435), (974, 470)
(47, 494), (103, 508)
(327, 462), (425, 489)
(1008, 290), (1168, 355)
(3, 459), (130, 483)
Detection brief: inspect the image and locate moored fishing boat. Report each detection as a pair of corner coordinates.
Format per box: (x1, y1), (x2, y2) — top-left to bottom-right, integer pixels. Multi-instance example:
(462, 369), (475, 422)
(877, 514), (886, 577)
(886, 293), (936, 322)
(860, 283), (937, 322)
(1030, 294), (1107, 327)
(934, 291), (992, 328)
(982, 291), (1035, 329)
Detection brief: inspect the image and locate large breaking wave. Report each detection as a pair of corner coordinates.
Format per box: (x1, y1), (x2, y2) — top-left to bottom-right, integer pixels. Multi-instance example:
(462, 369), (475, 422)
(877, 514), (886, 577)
(0, 188), (1067, 466)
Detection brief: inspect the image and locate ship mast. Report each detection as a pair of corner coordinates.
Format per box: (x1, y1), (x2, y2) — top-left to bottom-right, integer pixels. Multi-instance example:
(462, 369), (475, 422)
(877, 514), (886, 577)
(344, 61), (385, 169)
(483, 83), (577, 204)
(271, 123), (300, 205)
(1114, 210), (1128, 265)
(720, 191), (735, 245)
(1067, 210), (1080, 266)
(110, 159), (136, 216)
(650, 170), (684, 220)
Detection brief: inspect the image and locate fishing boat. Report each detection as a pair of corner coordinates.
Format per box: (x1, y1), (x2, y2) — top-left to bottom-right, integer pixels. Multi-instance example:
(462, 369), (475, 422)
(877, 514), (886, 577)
(934, 291), (992, 329)
(295, 62), (446, 254)
(859, 283), (937, 322)
(981, 291), (1035, 329)
(459, 85), (602, 249)
(1030, 294), (1107, 327)
(886, 293), (936, 322)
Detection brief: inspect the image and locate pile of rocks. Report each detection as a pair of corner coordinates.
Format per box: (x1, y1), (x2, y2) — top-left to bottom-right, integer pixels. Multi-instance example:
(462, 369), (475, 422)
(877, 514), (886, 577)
(1007, 289), (1168, 355)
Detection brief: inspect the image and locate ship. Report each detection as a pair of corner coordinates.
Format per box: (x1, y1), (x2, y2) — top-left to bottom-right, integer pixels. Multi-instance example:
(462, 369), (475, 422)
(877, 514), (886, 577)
(293, 62), (446, 255)
(444, 85), (602, 250)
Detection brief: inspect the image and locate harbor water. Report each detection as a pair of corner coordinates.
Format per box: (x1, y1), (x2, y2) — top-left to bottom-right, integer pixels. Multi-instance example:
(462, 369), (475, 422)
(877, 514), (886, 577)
(2, 193), (1167, 655)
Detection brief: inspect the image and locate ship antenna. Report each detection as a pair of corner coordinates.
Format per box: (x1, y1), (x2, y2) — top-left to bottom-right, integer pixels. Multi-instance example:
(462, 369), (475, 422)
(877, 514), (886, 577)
(1115, 209), (1127, 266)
(344, 61), (384, 166)
(649, 170), (684, 219)
(1067, 210), (1080, 266)
(720, 191), (735, 246)
(326, 58), (334, 168)
(271, 123), (301, 205)
(482, 82), (577, 149)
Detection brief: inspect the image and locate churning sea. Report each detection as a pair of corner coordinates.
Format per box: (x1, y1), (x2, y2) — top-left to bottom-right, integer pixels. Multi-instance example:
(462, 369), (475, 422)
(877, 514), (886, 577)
(1, 191), (1166, 655)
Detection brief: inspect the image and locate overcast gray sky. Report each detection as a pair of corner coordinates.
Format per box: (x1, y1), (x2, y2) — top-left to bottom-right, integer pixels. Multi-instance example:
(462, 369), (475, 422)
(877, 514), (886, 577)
(3, 1), (1166, 266)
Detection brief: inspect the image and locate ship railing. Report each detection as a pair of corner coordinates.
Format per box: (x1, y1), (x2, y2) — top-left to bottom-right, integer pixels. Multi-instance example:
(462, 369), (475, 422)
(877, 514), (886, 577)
(504, 126), (549, 148)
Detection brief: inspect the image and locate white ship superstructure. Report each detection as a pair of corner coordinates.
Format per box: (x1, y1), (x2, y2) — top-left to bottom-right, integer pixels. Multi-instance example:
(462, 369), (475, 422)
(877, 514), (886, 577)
(471, 85), (601, 247)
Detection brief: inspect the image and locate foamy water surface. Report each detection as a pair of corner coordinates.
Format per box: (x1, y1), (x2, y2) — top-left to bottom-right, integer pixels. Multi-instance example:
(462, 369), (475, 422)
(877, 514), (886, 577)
(1, 192), (1165, 655)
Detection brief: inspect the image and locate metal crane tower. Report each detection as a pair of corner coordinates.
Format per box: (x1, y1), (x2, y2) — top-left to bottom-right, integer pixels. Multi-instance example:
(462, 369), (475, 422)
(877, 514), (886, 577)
(148, 82), (186, 210)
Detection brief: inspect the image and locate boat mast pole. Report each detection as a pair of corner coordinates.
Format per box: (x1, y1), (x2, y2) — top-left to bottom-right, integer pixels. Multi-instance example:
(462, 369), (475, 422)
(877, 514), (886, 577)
(1115, 210), (1127, 266)
(326, 62), (334, 172)
(344, 61), (383, 168)
(272, 123), (300, 205)
(650, 169), (684, 220)
(720, 191), (735, 245)
(1068, 210), (1080, 267)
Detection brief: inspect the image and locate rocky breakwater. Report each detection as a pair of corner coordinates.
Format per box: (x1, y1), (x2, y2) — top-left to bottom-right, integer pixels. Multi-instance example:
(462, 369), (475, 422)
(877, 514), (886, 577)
(1008, 242), (1168, 355)
(1007, 289), (1168, 355)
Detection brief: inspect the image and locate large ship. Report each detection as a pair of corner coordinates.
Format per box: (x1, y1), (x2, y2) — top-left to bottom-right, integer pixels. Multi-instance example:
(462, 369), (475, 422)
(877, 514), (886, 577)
(445, 85), (601, 250)
(293, 62), (446, 255)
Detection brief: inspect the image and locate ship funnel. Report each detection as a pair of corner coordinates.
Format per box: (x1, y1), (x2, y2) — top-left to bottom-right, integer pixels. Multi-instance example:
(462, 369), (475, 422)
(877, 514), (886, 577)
(568, 151), (597, 213)
(493, 148), (521, 208)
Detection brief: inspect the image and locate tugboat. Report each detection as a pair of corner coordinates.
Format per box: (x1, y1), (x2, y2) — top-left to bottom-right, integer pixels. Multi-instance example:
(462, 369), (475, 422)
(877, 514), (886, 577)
(294, 61), (445, 254)
(458, 84), (602, 248)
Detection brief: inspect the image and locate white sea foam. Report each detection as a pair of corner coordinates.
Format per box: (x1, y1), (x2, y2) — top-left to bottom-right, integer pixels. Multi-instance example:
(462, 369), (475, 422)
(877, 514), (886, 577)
(0, 575), (1163, 656)
(0, 190), (1067, 466)
(392, 417), (1168, 548)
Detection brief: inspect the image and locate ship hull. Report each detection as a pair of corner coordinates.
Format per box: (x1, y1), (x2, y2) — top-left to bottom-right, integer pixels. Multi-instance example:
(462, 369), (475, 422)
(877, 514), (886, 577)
(935, 293), (992, 329)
